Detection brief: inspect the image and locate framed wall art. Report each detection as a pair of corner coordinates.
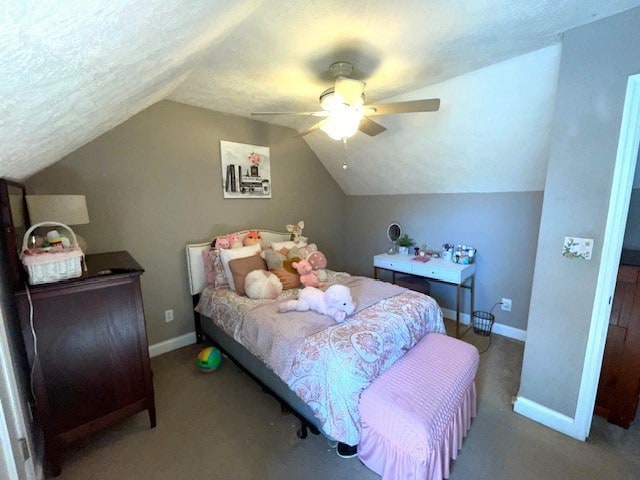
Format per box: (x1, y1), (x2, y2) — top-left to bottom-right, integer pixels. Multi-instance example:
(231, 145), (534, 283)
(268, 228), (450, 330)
(220, 140), (271, 199)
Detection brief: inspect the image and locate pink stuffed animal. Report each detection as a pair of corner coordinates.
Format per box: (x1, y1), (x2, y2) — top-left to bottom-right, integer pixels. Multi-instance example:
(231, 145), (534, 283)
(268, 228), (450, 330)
(306, 251), (328, 283)
(279, 285), (356, 323)
(292, 259), (323, 288)
(214, 236), (230, 249)
(227, 233), (243, 249)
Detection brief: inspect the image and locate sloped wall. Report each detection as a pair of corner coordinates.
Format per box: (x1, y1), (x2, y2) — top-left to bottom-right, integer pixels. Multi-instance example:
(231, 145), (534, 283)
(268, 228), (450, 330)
(25, 100), (346, 345)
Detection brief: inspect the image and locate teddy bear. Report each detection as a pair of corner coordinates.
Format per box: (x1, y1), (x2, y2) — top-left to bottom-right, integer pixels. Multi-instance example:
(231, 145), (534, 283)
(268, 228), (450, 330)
(243, 230), (262, 247)
(279, 285), (355, 323)
(291, 259), (323, 288)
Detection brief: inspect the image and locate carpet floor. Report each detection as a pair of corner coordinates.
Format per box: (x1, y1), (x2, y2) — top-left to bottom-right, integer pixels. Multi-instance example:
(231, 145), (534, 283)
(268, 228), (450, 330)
(54, 320), (639, 479)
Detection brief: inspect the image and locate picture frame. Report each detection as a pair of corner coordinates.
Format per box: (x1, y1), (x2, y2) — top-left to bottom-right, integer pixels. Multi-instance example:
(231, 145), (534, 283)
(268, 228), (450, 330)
(220, 140), (271, 199)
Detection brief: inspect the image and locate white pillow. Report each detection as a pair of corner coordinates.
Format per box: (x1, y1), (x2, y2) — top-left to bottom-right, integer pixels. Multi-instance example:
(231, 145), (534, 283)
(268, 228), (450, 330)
(271, 239), (307, 251)
(219, 243), (262, 291)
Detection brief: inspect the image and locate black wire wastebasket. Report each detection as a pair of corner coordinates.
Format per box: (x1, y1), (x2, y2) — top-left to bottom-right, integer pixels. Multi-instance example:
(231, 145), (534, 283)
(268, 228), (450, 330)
(472, 310), (495, 336)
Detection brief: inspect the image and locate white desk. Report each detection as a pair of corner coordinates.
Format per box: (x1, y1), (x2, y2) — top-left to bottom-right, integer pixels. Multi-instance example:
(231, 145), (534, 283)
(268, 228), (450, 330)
(373, 253), (476, 338)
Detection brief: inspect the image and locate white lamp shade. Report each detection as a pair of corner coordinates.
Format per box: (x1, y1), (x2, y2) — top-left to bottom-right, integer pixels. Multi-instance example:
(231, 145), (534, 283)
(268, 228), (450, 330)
(26, 195), (90, 225)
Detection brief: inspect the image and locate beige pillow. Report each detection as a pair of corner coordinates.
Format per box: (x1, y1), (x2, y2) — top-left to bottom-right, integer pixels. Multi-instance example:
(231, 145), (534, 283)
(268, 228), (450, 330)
(229, 255), (267, 296)
(219, 243), (262, 290)
(271, 267), (301, 290)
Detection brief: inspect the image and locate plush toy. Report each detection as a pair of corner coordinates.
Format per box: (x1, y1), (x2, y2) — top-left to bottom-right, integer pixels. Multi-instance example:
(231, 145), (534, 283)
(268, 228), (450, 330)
(291, 259), (323, 288)
(245, 269), (283, 299)
(286, 221), (307, 245)
(279, 285), (355, 323)
(214, 236), (230, 249)
(307, 251), (328, 283)
(227, 233), (243, 249)
(262, 248), (287, 270)
(243, 231), (262, 247)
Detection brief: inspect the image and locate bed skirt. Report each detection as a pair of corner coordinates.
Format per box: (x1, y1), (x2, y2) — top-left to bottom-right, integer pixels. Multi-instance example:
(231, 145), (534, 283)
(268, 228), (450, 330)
(358, 380), (477, 480)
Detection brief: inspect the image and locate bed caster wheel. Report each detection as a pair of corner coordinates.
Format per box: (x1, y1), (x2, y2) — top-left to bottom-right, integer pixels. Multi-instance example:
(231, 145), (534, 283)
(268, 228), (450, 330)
(297, 424), (308, 439)
(280, 403), (291, 415)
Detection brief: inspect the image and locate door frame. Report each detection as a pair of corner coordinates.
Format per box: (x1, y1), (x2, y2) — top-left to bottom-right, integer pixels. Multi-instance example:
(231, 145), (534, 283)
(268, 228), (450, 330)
(574, 74), (640, 440)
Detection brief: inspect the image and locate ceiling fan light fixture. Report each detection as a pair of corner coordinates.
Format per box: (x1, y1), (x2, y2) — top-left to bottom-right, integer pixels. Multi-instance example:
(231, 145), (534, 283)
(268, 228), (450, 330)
(320, 88), (364, 112)
(320, 107), (363, 140)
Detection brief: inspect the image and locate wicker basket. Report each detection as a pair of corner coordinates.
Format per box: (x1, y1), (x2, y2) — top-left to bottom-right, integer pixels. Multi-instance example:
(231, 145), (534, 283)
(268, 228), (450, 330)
(21, 222), (86, 285)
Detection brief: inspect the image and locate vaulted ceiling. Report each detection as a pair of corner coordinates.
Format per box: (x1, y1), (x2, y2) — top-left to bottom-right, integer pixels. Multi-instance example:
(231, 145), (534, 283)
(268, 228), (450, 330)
(2, 1), (638, 193)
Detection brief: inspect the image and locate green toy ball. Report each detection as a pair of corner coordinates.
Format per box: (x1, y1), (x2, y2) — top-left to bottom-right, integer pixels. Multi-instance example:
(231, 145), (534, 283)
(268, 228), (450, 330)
(197, 347), (222, 373)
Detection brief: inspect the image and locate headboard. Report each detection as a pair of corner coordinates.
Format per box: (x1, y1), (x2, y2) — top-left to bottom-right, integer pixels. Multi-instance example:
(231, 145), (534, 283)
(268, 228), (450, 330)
(185, 229), (291, 296)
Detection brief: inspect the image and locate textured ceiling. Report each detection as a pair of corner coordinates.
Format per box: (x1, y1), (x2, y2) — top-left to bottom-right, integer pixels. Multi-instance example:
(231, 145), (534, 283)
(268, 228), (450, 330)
(1, 0), (639, 193)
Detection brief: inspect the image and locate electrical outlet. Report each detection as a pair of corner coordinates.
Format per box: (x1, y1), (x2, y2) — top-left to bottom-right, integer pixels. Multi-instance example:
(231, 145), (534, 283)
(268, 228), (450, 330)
(501, 298), (512, 312)
(164, 309), (174, 322)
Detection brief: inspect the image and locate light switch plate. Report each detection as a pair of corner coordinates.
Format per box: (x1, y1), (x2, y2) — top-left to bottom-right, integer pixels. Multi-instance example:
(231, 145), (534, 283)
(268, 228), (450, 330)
(562, 237), (594, 260)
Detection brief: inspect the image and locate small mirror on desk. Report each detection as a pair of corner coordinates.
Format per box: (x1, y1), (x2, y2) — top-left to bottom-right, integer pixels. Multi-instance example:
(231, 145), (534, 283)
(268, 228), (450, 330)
(387, 223), (402, 254)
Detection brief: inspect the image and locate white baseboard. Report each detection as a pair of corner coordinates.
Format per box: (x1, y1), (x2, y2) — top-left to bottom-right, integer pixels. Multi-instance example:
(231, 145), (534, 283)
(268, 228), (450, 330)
(441, 308), (527, 342)
(148, 331), (197, 358)
(513, 396), (585, 441)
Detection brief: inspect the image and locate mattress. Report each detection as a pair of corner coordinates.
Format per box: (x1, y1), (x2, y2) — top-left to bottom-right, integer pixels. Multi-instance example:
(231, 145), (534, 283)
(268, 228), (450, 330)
(196, 271), (445, 445)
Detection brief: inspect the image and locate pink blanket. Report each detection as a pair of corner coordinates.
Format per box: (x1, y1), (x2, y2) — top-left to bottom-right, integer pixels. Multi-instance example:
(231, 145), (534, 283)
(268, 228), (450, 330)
(196, 271), (445, 445)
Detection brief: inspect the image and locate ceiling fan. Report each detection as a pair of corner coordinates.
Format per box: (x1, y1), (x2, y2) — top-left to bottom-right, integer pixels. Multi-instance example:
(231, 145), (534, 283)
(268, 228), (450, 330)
(251, 62), (440, 140)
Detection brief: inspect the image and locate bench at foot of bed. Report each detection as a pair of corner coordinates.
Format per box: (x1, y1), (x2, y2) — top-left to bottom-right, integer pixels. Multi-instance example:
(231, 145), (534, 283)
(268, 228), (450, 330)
(358, 333), (479, 480)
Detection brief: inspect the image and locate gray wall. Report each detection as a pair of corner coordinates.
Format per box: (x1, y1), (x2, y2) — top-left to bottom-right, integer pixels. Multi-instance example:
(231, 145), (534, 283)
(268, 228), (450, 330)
(344, 192), (543, 331)
(519, 7), (640, 417)
(623, 188), (640, 249)
(25, 100), (346, 345)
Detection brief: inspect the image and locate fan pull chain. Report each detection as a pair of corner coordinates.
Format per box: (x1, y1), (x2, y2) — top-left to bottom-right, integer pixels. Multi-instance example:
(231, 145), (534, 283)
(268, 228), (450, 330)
(342, 137), (348, 170)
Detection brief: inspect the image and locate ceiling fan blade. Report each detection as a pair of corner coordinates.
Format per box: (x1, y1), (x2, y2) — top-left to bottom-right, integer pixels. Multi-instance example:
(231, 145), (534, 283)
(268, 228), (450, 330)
(366, 98), (440, 115)
(335, 77), (366, 106)
(295, 120), (327, 137)
(358, 117), (387, 137)
(251, 111), (328, 117)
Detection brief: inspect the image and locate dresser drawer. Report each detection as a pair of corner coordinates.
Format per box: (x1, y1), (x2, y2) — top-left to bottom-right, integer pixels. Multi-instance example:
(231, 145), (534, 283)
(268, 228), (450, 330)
(412, 263), (460, 283)
(374, 256), (413, 274)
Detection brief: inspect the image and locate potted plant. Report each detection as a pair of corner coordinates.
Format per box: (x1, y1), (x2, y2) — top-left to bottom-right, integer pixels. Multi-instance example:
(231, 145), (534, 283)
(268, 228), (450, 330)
(396, 234), (415, 255)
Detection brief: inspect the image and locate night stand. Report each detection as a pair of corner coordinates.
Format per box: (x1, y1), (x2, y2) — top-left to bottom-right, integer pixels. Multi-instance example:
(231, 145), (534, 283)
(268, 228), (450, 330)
(14, 251), (156, 476)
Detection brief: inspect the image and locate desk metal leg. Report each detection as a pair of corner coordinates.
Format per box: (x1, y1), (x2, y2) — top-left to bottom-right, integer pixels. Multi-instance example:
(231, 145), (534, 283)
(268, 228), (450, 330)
(456, 284), (462, 338)
(470, 274), (475, 318)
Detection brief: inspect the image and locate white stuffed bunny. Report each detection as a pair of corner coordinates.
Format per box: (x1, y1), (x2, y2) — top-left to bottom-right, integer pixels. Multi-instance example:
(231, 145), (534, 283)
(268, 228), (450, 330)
(278, 285), (356, 323)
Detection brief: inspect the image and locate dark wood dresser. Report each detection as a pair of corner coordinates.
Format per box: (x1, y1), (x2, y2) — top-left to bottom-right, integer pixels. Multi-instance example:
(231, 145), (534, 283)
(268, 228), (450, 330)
(14, 251), (156, 476)
(595, 249), (640, 428)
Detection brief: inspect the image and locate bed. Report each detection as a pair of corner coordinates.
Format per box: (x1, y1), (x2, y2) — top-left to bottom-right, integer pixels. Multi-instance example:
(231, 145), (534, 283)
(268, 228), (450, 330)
(185, 230), (445, 448)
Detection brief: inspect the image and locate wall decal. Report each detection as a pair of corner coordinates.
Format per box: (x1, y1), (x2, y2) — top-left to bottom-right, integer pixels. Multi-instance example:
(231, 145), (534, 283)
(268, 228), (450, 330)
(220, 141), (271, 199)
(562, 236), (593, 260)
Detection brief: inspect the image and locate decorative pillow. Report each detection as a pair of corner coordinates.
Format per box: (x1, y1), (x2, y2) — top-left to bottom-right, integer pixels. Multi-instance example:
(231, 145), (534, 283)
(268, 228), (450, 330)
(245, 270), (283, 299)
(271, 239), (307, 251)
(205, 248), (228, 287)
(202, 247), (216, 285)
(270, 267), (301, 290)
(229, 255), (267, 296)
(295, 243), (318, 259)
(219, 243), (262, 291)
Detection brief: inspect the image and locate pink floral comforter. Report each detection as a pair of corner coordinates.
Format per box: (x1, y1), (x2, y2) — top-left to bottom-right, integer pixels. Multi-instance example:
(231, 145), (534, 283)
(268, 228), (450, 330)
(196, 271), (444, 445)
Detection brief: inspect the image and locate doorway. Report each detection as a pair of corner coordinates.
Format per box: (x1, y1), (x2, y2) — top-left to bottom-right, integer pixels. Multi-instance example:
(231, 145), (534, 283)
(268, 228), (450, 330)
(574, 74), (640, 440)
